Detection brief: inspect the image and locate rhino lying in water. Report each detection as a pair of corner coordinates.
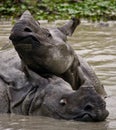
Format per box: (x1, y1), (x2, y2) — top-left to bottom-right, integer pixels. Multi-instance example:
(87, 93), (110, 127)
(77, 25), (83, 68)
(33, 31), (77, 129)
(0, 49), (108, 121)
(10, 11), (107, 98)
(0, 11), (109, 121)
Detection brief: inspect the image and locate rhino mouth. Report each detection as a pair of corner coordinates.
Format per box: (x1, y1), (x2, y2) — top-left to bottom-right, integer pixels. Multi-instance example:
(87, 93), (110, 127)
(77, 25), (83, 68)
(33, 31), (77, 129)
(73, 113), (94, 122)
(56, 111), (109, 122)
(73, 110), (109, 122)
(56, 112), (94, 122)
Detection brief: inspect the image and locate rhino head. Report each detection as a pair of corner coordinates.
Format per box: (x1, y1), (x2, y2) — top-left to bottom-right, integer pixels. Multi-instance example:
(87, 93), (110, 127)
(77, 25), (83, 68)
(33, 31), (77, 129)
(9, 69), (109, 122)
(9, 10), (80, 74)
(40, 79), (109, 122)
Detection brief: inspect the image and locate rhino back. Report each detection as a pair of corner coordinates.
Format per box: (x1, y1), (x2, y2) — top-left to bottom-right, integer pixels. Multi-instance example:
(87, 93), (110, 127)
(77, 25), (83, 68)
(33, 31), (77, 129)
(0, 49), (27, 88)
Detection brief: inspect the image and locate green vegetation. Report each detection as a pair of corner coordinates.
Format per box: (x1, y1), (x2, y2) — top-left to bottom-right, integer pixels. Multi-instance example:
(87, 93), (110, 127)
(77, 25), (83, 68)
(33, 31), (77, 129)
(0, 0), (116, 21)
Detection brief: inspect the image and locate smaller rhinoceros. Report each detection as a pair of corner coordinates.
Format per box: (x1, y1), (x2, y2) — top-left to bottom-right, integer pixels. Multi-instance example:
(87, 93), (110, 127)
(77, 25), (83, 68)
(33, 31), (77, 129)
(0, 49), (109, 121)
(9, 10), (107, 98)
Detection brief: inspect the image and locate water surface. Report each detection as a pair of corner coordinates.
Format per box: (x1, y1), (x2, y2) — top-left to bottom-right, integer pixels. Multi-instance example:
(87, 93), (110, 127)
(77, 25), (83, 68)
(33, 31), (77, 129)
(0, 20), (116, 130)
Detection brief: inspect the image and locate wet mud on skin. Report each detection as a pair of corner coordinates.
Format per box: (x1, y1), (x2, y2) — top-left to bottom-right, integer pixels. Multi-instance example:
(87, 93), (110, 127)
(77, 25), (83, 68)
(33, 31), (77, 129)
(0, 20), (116, 130)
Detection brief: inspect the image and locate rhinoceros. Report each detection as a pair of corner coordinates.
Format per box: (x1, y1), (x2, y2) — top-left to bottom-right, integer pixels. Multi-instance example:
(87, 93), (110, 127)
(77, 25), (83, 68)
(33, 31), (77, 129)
(0, 10), (109, 121)
(10, 10), (107, 98)
(0, 49), (108, 121)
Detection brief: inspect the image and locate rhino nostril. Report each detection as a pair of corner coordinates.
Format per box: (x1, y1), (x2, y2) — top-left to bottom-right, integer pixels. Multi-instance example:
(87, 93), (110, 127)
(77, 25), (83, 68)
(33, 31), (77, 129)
(24, 27), (32, 32)
(84, 104), (94, 111)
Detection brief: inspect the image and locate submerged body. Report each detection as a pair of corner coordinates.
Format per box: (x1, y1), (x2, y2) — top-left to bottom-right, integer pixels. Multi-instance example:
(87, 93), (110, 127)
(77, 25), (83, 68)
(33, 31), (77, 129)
(0, 49), (108, 121)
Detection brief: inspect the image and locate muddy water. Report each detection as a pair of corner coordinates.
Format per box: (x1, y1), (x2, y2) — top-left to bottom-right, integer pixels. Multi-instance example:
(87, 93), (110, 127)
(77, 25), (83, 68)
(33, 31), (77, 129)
(0, 20), (116, 130)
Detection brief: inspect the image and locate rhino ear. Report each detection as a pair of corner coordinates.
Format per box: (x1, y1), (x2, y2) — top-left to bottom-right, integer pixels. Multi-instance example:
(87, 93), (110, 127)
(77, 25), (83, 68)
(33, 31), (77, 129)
(58, 18), (80, 36)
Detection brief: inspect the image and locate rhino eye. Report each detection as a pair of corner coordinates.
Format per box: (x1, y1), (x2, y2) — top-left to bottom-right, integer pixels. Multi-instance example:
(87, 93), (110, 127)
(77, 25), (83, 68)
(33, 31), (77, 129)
(60, 98), (67, 106)
(47, 33), (52, 38)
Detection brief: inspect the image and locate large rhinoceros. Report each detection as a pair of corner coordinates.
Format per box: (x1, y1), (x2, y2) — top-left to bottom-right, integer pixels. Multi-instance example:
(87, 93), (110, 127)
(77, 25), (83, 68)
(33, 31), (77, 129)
(10, 10), (107, 98)
(0, 10), (109, 121)
(0, 49), (108, 121)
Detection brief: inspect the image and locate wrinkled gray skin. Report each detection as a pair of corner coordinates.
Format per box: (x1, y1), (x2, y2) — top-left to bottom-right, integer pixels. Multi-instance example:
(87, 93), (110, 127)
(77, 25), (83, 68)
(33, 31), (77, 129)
(0, 10), (109, 121)
(10, 11), (107, 98)
(0, 50), (108, 121)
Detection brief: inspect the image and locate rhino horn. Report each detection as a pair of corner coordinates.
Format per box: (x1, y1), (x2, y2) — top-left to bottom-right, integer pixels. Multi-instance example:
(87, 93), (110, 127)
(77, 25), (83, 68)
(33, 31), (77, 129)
(20, 10), (33, 20)
(20, 10), (36, 23)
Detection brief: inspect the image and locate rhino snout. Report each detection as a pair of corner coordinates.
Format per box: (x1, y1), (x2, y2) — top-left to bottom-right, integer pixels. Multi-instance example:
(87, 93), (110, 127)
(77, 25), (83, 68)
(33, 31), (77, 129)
(72, 103), (109, 122)
(78, 108), (109, 122)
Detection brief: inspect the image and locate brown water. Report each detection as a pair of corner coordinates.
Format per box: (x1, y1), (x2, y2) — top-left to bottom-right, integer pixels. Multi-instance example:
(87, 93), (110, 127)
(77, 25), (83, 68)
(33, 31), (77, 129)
(0, 20), (116, 130)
